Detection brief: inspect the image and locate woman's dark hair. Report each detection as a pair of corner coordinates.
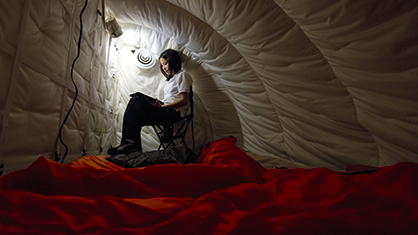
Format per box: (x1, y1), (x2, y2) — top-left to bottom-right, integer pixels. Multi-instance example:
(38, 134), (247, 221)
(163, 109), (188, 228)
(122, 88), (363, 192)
(159, 49), (182, 80)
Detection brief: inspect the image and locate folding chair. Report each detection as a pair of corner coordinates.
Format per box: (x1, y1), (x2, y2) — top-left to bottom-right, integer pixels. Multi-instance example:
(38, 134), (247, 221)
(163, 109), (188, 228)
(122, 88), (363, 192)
(152, 86), (195, 150)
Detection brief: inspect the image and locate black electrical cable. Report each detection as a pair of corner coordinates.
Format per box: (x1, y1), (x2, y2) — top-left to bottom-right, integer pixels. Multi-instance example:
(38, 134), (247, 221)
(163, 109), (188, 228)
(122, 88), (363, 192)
(58, 0), (88, 164)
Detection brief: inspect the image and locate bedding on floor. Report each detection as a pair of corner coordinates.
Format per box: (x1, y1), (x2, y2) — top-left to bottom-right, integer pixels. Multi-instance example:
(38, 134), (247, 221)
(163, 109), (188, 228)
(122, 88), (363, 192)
(0, 136), (417, 234)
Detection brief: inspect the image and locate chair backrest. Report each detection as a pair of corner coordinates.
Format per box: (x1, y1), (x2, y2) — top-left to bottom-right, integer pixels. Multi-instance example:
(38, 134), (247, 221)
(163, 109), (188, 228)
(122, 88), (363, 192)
(171, 86), (194, 147)
(186, 86), (195, 148)
(153, 86), (195, 150)
(188, 86), (194, 117)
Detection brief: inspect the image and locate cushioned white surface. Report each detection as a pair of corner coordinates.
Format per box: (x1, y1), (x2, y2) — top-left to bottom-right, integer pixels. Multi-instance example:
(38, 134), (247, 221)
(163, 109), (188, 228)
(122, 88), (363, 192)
(0, 0), (417, 172)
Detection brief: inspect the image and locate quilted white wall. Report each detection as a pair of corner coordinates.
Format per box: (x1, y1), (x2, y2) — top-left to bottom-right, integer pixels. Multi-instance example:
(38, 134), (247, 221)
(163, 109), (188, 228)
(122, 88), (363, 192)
(0, 0), (116, 173)
(106, 0), (418, 169)
(0, 0), (417, 173)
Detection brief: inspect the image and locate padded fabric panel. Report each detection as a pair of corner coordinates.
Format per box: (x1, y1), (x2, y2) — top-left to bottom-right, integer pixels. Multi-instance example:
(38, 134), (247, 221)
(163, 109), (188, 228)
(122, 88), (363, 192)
(0, 0), (114, 173)
(106, 0), (418, 169)
(0, 0), (417, 172)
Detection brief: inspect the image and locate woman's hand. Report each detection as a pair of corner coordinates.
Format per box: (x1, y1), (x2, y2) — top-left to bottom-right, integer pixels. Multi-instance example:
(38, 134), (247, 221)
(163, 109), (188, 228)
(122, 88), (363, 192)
(151, 99), (163, 108)
(165, 92), (189, 109)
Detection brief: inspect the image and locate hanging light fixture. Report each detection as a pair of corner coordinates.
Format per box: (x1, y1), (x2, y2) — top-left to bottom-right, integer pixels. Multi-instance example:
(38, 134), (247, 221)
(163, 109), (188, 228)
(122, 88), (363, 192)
(105, 18), (123, 38)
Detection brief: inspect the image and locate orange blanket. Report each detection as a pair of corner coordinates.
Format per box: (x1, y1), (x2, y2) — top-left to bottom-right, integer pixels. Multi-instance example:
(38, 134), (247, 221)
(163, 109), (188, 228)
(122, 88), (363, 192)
(1, 136), (417, 234)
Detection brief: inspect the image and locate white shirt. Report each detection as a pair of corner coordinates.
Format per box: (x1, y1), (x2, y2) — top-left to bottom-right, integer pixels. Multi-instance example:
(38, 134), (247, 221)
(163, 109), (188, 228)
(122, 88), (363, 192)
(162, 70), (193, 116)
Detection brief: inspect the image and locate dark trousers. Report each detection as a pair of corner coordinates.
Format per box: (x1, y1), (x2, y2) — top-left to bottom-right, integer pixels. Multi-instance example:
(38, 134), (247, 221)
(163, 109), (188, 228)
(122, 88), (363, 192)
(121, 94), (181, 150)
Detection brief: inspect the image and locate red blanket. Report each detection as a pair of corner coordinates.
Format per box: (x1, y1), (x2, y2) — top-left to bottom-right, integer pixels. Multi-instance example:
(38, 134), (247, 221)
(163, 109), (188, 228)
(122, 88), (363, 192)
(1, 136), (417, 234)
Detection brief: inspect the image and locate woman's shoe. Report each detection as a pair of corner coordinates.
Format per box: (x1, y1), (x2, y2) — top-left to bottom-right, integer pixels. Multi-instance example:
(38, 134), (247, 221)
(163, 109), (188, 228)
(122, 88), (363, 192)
(107, 146), (120, 155)
(107, 139), (141, 155)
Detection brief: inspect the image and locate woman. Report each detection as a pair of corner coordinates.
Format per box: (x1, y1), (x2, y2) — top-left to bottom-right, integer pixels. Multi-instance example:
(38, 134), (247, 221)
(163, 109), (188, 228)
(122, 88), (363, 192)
(108, 49), (193, 155)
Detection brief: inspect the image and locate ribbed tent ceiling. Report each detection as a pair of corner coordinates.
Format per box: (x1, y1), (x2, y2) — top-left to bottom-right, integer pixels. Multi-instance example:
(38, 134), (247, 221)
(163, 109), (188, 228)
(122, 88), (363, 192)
(0, 0), (416, 173)
(105, 0), (418, 169)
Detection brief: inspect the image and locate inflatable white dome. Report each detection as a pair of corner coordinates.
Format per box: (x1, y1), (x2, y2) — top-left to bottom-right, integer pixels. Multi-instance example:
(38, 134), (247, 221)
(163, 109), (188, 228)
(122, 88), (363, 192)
(0, 0), (417, 173)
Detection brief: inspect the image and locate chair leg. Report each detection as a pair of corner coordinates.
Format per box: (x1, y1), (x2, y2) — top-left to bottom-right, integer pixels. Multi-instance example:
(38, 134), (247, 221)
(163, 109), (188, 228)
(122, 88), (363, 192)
(191, 119), (195, 149)
(153, 125), (176, 150)
(152, 116), (193, 151)
(153, 125), (166, 150)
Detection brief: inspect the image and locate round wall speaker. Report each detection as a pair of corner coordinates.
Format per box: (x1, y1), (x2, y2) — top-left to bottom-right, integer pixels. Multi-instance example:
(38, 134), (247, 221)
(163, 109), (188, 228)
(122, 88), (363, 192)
(133, 48), (155, 69)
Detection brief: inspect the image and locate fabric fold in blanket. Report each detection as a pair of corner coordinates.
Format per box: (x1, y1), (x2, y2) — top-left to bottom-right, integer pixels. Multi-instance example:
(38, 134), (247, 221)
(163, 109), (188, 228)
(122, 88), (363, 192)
(0, 136), (417, 234)
(106, 143), (200, 168)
